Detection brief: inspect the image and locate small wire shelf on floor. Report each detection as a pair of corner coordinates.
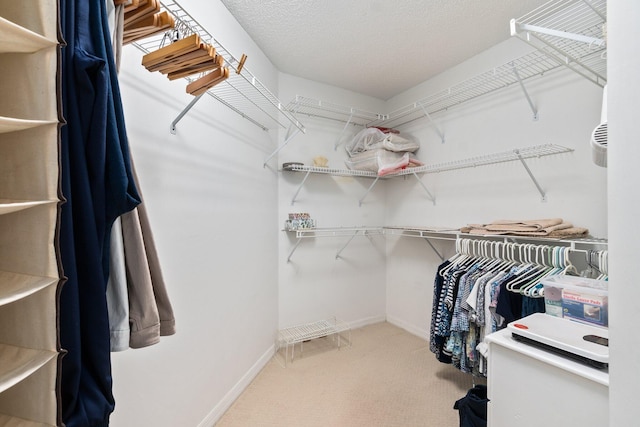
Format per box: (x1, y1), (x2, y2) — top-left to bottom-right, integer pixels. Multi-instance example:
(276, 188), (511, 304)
(276, 317), (351, 367)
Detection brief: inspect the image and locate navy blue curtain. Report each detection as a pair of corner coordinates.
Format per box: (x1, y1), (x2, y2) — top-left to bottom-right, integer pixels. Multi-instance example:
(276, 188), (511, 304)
(59, 0), (140, 425)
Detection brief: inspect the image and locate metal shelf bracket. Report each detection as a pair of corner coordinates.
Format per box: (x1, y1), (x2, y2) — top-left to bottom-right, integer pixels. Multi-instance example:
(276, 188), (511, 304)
(170, 93), (205, 134)
(511, 64), (539, 121)
(409, 171), (435, 205)
(286, 238), (303, 263)
(358, 176), (380, 207)
(418, 103), (445, 143)
(514, 149), (547, 202)
(424, 238), (445, 262)
(264, 126), (302, 167)
(334, 111), (354, 151)
(291, 169), (312, 205)
(335, 231), (360, 259)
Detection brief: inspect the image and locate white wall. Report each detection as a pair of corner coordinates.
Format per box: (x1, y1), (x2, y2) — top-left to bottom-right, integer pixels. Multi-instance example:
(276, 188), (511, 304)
(276, 74), (388, 329)
(110, 2), (281, 426)
(384, 38), (607, 337)
(107, 1), (614, 425)
(607, 2), (640, 426)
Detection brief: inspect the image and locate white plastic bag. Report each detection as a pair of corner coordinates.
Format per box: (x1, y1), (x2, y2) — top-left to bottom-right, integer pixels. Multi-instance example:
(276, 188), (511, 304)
(345, 128), (386, 157)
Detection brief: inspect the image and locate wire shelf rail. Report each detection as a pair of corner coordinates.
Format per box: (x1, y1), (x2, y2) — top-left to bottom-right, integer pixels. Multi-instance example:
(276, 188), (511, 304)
(283, 144), (573, 205)
(510, 0), (607, 88)
(132, 0), (305, 133)
(287, 50), (566, 131)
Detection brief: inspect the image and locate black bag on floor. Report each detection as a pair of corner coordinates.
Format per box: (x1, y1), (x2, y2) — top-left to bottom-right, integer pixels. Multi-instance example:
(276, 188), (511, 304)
(453, 384), (489, 427)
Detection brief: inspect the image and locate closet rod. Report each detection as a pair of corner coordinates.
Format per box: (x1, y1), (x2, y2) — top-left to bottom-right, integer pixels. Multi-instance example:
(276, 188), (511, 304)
(455, 236), (601, 256)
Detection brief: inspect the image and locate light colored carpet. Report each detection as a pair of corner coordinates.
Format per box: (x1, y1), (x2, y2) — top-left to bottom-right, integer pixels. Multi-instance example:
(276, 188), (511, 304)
(216, 322), (483, 426)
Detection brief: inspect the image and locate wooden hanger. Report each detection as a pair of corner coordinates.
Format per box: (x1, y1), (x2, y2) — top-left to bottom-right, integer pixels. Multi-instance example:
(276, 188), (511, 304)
(144, 42), (209, 72)
(167, 53), (224, 81)
(124, 0), (160, 27)
(124, 0), (140, 10)
(186, 67), (230, 96)
(123, 12), (175, 45)
(149, 43), (213, 73)
(142, 33), (201, 70)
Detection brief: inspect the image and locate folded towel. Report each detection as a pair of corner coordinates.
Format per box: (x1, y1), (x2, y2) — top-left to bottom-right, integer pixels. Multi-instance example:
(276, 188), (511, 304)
(485, 218), (563, 232)
(547, 227), (589, 238)
(464, 223), (586, 238)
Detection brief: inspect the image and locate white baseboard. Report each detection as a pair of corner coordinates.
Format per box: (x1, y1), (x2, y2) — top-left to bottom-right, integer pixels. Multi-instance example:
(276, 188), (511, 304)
(386, 315), (429, 340)
(348, 315), (387, 330)
(198, 344), (275, 427)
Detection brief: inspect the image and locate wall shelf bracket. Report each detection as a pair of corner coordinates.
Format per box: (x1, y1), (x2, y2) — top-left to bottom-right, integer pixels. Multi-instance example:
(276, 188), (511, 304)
(359, 176), (380, 206)
(514, 149), (546, 202)
(418, 103), (445, 143)
(511, 64), (539, 121)
(286, 238), (304, 263)
(291, 169), (312, 205)
(335, 231), (360, 259)
(334, 111), (354, 150)
(170, 93), (205, 134)
(264, 127), (302, 167)
(410, 171), (435, 205)
(424, 238), (445, 262)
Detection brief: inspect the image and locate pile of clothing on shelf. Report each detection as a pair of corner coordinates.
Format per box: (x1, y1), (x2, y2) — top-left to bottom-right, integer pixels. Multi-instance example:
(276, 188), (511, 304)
(344, 127), (423, 176)
(460, 218), (589, 238)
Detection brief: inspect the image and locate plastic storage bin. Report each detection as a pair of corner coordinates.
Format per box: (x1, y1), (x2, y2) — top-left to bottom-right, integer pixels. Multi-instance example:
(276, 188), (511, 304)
(542, 275), (608, 327)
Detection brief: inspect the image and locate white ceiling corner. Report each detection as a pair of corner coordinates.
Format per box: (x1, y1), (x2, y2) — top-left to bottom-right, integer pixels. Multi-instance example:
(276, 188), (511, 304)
(220, 0), (550, 100)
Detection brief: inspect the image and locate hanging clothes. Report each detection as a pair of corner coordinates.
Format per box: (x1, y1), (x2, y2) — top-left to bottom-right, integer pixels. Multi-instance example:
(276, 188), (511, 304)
(429, 239), (578, 377)
(105, 0), (176, 352)
(59, 0), (140, 425)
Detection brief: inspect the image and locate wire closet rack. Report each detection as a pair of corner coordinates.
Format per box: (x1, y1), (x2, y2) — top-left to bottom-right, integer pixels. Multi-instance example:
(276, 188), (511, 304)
(276, 317), (351, 366)
(284, 144), (574, 205)
(510, 0), (607, 88)
(132, 0), (305, 134)
(287, 0), (606, 132)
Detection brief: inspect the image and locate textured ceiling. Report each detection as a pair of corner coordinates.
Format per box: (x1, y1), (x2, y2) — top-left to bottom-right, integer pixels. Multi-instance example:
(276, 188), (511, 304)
(220, 0), (550, 100)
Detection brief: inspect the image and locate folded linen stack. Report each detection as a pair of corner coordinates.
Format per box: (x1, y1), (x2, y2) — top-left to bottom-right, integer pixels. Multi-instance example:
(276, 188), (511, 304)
(461, 218), (589, 238)
(344, 127), (423, 176)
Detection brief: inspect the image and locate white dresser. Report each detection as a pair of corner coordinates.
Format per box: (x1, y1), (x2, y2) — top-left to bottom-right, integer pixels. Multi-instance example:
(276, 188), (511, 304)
(485, 327), (609, 427)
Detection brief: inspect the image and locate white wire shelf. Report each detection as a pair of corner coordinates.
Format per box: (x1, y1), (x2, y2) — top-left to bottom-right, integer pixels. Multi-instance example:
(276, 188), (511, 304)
(285, 227), (383, 262)
(511, 0), (607, 88)
(383, 226), (607, 245)
(287, 48), (568, 131)
(394, 143), (573, 175)
(276, 317), (351, 365)
(290, 226), (385, 238)
(132, 0), (305, 133)
(288, 2), (607, 132)
(286, 95), (383, 127)
(283, 144), (573, 205)
(284, 225), (607, 264)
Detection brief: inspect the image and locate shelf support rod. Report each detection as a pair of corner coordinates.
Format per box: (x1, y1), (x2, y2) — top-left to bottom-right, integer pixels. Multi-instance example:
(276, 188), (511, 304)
(514, 149), (546, 202)
(287, 238), (303, 263)
(410, 171), (436, 205)
(170, 93), (205, 134)
(291, 169), (312, 205)
(514, 23), (605, 47)
(334, 111), (354, 151)
(336, 231), (360, 260)
(359, 176), (380, 207)
(263, 127), (302, 167)
(424, 238), (445, 262)
(418, 104), (445, 143)
(511, 64), (539, 121)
